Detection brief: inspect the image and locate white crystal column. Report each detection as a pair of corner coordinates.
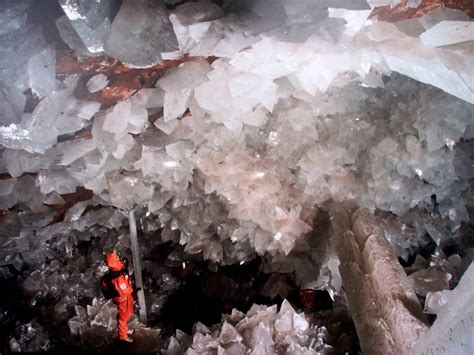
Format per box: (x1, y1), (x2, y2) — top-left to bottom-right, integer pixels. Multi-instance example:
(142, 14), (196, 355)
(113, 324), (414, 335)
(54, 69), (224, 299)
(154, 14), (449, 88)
(129, 210), (148, 324)
(415, 263), (474, 355)
(330, 205), (427, 354)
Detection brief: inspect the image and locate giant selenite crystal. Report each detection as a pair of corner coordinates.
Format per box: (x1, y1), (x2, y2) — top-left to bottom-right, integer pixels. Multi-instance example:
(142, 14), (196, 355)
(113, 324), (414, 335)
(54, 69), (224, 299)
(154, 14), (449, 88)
(57, 0), (120, 54)
(106, 0), (179, 67)
(330, 205), (427, 354)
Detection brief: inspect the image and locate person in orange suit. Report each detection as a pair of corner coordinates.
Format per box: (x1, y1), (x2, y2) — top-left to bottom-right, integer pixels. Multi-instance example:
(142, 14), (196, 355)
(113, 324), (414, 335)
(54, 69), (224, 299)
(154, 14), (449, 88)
(103, 252), (135, 343)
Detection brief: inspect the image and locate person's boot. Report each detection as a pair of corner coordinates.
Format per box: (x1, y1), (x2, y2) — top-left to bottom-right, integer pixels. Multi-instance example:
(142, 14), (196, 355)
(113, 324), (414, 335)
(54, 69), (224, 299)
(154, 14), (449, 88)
(121, 337), (134, 343)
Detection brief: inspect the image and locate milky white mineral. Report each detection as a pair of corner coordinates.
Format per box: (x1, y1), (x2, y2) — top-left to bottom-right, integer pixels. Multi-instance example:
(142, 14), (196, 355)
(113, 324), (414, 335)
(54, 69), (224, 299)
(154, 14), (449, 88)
(27, 44), (56, 98)
(86, 73), (109, 93)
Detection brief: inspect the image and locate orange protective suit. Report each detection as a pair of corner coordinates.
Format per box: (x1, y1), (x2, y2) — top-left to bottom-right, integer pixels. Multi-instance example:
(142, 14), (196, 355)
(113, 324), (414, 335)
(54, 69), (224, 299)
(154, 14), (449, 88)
(104, 253), (134, 340)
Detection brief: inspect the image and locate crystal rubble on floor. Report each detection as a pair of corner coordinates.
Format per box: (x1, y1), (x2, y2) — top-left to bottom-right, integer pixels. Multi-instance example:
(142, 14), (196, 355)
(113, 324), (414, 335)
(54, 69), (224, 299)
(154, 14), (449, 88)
(11, 320), (51, 352)
(5, 227), (136, 351)
(164, 299), (343, 354)
(105, 0), (179, 67)
(67, 297), (139, 348)
(5, 216), (183, 352)
(57, 0), (120, 55)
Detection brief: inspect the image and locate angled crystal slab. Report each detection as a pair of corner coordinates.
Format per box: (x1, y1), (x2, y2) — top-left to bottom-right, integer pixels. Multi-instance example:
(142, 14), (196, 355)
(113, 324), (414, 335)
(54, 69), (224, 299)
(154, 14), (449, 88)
(420, 21), (474, 47)
(28, 44), (56, 98)
(0, 85), (25, 126)
(58, 0), (120, 53)
(106, 0), (178, 67)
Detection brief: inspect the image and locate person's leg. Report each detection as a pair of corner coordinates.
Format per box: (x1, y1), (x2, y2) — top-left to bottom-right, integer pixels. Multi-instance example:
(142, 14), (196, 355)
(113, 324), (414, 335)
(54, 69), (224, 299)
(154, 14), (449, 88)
(125, 294), (134, 323)
(116, 300), (129, 340)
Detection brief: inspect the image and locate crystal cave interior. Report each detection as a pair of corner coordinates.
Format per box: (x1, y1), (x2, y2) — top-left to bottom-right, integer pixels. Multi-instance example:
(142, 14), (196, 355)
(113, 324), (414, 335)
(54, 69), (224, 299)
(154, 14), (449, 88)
(0, 0), (473, 353)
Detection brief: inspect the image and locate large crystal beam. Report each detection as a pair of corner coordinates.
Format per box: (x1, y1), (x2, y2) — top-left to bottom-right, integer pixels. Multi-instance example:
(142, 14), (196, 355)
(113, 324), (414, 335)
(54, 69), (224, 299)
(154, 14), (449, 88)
(330, 205), (428, 354)
(330, 205), (396, 354)
(128, 210), (148, 324)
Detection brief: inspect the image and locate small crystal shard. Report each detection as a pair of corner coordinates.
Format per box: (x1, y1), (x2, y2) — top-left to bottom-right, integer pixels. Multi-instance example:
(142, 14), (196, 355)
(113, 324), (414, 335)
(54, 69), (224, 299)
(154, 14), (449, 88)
(86, 73), (109, 93)
(423, 290), (451, 315)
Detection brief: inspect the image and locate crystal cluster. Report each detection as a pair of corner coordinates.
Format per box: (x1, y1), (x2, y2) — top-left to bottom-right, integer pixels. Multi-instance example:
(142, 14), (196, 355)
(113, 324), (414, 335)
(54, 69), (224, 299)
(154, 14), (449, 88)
(0, 1), (46, 91)
(0, 0), (472, 265)
(165, 300), (341, 354)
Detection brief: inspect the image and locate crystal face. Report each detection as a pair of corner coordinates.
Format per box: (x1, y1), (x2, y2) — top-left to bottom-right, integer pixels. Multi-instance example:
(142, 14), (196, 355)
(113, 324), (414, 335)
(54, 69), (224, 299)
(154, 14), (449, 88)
(1, 0), (473, 352)
(105, 0), (179, 67)
(57, 0), (120, 54)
